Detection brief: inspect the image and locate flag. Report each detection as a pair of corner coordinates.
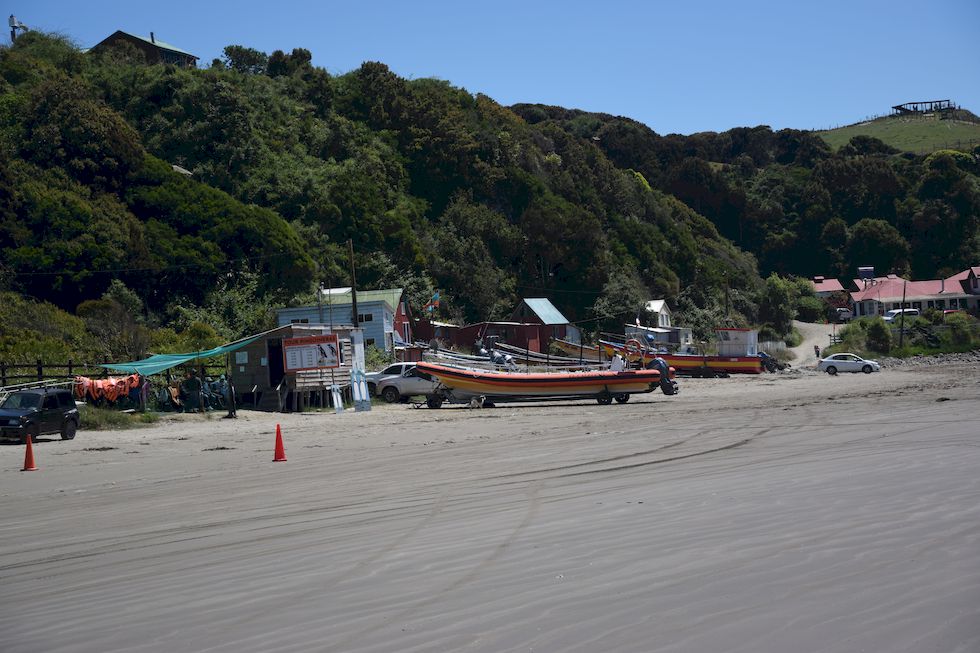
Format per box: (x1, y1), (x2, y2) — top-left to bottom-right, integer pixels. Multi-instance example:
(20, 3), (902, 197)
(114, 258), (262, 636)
(424, 290), (440, 313)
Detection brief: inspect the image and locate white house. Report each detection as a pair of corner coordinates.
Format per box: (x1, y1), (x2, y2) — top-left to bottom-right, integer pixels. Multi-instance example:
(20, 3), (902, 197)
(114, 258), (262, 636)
(644, 299), (673, 327)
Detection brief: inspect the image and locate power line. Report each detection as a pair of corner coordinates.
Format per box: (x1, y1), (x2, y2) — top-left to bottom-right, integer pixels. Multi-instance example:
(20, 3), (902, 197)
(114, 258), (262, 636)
(9, 252), (296, 277)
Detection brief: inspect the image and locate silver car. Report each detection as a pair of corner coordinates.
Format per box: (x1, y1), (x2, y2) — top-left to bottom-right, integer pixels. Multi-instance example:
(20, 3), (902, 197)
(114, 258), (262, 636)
(817, 353), (881, 375)
(375, 366), (439, 403)
(365, 363), (416, 396)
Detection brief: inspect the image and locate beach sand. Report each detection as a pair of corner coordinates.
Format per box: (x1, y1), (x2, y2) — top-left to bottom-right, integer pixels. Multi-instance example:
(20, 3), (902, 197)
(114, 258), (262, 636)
(1, 363), (978, 652)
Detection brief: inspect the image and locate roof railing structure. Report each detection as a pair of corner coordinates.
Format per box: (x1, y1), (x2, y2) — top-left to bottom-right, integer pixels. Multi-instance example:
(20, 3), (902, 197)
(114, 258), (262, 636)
(0, 378), (76, 404)
(891, 100), (956, 117)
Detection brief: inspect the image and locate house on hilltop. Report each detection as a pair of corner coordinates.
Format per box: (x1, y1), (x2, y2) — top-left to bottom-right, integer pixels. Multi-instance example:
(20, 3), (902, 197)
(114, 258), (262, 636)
(88, 31), (199, 67)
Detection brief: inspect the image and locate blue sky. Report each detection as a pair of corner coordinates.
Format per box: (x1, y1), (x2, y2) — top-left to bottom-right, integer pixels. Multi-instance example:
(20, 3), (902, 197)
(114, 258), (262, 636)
(13, 1), (980, 135)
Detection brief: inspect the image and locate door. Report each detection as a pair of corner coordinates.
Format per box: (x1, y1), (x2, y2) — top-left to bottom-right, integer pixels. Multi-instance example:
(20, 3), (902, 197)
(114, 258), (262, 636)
(267, 339), (285, 389)
(40, 393), (61, 432)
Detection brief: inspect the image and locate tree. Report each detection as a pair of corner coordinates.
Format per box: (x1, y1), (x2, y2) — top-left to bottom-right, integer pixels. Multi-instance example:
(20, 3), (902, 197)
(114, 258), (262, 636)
(20, 75), (143, 190)
(221, 45), (268, 75)
(865, 318), (892, 353)
(845, 218), (910, 276)
(758, 274), (796, 336)
(820, 217), (849, 276)
(592, 262), (648, 333)
(76, 296), (151, 361)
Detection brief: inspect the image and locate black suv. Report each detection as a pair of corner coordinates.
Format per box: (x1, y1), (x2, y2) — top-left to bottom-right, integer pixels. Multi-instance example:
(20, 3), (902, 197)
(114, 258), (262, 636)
(0, 388), (79, 443)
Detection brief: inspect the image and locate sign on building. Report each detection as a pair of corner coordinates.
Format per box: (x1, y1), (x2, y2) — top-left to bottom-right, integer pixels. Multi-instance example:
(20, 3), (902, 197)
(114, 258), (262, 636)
(282, 335), (340, 372)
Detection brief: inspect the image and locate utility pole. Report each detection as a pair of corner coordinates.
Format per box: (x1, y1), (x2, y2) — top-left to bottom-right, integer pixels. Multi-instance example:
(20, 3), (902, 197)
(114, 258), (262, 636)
(9, 15), (28, 43)
(898, 279), (907, 349)
(347, 239), (358, 327)
(317, 281), (324, 324)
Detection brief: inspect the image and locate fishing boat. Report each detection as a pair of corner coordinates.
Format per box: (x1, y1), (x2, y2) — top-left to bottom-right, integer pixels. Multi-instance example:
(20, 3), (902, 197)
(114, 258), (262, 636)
(415, 361), (676, 406)
(600, 336), (764, 376)
(552, 338), (603, 361)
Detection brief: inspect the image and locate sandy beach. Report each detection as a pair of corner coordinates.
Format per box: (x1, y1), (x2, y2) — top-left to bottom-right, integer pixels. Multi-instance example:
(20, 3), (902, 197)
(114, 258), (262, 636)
(2, 361), (979, 652)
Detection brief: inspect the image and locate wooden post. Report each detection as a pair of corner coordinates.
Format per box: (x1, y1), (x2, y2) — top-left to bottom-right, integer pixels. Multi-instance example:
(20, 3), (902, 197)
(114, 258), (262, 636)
(1, 361), (6, 386)
(199, 361), (206, 414)
(67, 359), (73, 377)
(37, 359), (43, 382)
(348, 239), (359, 328)
(898, 280), (908, 349)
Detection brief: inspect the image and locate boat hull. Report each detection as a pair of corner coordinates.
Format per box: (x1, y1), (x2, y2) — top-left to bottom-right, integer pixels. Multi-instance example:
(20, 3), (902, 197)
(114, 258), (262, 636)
(415, 362), (661, 399)
(552, 339), (603, 361)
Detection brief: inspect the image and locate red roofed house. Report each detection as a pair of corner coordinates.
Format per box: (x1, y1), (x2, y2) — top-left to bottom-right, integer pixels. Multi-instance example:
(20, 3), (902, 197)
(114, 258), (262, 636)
(810, 275), (845, 297)
(848, 267), (980, 317)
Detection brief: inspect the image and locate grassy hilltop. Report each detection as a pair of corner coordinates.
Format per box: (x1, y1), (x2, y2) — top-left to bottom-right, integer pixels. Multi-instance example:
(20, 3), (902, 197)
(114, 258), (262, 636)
(818, 111), (980, 153)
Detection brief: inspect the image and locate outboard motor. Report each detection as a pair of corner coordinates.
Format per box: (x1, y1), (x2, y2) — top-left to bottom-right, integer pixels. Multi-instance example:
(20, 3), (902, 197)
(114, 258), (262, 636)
(758, 351), (778, 373)
(488, 349), (518, 371)
(646, 356), (678, 395)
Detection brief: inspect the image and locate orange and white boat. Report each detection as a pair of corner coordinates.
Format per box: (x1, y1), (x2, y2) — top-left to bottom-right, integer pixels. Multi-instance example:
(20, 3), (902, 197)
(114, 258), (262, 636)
(601, 328), (765, 376)
(415, 361), (676, 405)
(600, 341), (763, 376)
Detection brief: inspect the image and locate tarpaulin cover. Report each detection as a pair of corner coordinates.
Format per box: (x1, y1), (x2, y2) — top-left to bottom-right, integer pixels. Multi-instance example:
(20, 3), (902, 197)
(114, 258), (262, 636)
(100, 336), (260, 376)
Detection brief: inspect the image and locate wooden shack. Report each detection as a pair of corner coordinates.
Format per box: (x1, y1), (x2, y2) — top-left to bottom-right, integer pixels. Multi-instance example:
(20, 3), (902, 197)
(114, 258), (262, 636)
(230, 324), (360, 412)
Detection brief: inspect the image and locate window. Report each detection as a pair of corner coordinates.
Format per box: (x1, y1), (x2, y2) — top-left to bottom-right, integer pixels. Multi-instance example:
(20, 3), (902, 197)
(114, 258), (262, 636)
(43, 395), (58, 409)
(358, 313), (374, 323)
(58, 392), (75, 407)
(366, 338), (376, 346)
(290, 318), (309, 324)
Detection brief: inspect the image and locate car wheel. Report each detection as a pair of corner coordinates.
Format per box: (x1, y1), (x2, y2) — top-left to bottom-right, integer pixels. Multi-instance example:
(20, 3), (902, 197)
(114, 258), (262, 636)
(60, 419), (78, 440)
(381, 386), (400, 403)
(862, 365), (872, 374)
(614, 393), (630, 404)
(826, 366), (837, 375)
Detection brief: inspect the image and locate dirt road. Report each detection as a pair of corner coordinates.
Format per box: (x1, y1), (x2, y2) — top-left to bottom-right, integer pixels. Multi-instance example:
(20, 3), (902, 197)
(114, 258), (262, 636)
(1, 365), (978, 652)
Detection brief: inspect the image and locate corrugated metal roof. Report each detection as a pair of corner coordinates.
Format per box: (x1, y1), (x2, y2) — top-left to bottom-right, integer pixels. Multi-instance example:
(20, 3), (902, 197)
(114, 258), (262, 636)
(811, 277), (845, 293)
(317, 287), (403, 313)
(521, 298), (570, 325)
(119, 31), (198, 58)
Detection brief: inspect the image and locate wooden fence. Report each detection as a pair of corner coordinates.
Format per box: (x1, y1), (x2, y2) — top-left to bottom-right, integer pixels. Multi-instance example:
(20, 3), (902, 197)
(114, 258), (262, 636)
(0, 360), (227, 388)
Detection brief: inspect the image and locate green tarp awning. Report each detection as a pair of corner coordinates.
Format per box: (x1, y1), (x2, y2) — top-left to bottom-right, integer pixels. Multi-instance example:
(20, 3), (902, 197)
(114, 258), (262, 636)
(101, 336), (260, 376)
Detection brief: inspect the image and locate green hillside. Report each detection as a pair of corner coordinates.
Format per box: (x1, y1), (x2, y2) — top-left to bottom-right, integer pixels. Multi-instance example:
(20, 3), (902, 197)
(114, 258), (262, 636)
(818, 113), (980, 153)
(2, 32), (978, 368)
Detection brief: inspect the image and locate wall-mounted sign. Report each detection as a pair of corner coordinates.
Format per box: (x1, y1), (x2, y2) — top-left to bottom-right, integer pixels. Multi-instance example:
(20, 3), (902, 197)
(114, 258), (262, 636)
(282, 334), (340, 372)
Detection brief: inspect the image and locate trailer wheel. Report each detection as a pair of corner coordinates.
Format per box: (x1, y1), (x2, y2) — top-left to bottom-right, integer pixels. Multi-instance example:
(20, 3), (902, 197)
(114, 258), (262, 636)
(614, 393), (630, 404)
(596, 393), (613, 405)
(425, 395), (444, 409)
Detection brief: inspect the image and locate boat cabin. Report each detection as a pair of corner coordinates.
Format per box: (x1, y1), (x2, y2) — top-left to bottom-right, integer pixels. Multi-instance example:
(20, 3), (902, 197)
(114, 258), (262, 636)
(715, 328), (758, 357)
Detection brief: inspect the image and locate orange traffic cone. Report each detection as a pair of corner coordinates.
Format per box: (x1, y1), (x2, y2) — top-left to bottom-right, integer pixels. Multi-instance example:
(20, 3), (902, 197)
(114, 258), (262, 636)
(22, 434), (38, 472)
(273, 424), (287, 462)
